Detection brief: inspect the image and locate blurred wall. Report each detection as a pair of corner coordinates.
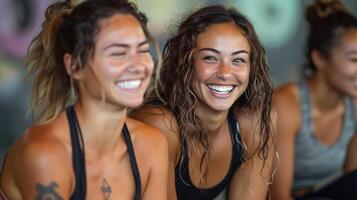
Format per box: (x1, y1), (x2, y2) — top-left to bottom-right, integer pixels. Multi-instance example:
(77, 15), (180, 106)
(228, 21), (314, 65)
(0, 0), (356, 160)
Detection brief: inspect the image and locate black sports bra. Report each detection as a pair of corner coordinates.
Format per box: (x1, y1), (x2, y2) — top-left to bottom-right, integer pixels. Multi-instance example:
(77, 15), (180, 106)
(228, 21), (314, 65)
(175, 110), (243, 200)
(66, 106), (141, 200)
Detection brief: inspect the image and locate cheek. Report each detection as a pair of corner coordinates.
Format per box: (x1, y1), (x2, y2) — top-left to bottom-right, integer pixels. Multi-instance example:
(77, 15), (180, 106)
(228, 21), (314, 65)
(329, 55), (355, 75)
(342, 62), (357, 75)
(144, 56), (154, 75)
(329, 62), (350, 78)
(232, 67), (250, 82)
(103, 60), (128, 77)
(194, 63), (214, 82)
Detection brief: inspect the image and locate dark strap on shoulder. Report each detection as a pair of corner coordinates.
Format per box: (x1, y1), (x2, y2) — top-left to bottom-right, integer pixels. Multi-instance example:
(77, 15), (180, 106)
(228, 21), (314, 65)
(227, 109), (243, 169)
(66, 106), (87, 200)
(122, 124), (141, 200)
(228, 110), (241, 148)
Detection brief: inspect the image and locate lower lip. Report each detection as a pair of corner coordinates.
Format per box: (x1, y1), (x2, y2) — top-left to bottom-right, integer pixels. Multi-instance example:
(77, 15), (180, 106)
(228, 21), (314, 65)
(117, 84), (142, 93)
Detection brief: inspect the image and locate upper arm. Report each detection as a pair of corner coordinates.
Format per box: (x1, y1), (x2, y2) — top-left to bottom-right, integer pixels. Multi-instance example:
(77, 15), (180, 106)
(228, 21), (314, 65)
(345, 100), (357, 172)
(270, 84), (301, 200)
(131, 108), (179, 200)
(1, 132), (72, 200)
(345, 133), (357, 172)
(228, 107), (277, 200)
(141, 129), (169, 200)
(131, 107), (179, 160)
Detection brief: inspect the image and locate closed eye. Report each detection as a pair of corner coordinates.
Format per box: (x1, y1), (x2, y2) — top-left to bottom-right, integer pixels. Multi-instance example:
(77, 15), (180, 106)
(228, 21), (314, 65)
(138, 49), (150, 54)
(110, 52), (126, 56)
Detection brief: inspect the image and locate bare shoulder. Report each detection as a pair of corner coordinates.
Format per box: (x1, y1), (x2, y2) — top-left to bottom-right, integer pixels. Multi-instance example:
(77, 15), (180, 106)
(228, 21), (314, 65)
(126, 118), (169, 171)
(274, 82), (301, 134)
(130, 106), (180, 163)
(274, 82), (300, 110)
(126, 117), (168, 148)
(130, 106), (179, 143)
(235, 106), (275, 156)
(131, 106), (178, 134)
(0, 113), (72, 198)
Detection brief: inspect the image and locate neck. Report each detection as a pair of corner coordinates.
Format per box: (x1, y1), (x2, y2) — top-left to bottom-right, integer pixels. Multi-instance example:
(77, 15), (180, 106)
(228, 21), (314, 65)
(309, 75), (344, 113)
(196, 103), (229, 135)
(74, 98), (127, 154)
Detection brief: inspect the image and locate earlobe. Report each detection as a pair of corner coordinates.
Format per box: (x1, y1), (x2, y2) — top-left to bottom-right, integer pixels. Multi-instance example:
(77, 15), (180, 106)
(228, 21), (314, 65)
(63, 53), (82, 79)
(311, 50), (327, 70)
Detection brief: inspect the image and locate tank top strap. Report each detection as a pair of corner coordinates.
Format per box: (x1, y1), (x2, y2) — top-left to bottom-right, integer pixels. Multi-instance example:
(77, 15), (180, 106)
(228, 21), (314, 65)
(228, 110), (241, 149)
(122, 123), (141, 200)
(344, 97), (356, 132)
(227, 109), (243, 170)
(297, 80), (313, 136)
(66, 106), (87, 200)
(336, 97), (357, 147)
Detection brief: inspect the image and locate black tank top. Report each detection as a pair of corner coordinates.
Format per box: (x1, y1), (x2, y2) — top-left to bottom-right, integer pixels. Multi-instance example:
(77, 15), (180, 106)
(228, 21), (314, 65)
(175, 110), (243, 200)
(66, 106), (141, 200)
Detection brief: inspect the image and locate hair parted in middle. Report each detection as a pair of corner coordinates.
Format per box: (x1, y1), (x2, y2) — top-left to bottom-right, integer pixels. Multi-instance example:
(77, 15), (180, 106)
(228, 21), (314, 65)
(144, 5), (273, 185)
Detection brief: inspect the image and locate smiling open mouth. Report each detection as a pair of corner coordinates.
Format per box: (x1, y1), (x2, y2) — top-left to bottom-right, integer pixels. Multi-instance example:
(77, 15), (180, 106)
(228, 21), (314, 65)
(116, 79), (142, 89)
(207, 84), (235, 95)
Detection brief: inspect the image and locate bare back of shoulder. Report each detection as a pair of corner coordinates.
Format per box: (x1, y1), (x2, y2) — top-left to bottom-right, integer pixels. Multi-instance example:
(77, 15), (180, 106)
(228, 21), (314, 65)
(130, 106), (180, 164)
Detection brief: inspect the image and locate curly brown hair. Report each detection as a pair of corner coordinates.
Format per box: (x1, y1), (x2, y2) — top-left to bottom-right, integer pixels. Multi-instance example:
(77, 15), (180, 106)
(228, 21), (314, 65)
(144, 5), (273, 185)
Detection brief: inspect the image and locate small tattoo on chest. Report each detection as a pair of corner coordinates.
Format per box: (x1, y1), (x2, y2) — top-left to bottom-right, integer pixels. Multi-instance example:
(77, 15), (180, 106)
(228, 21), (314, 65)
(101, 178), (112, 200)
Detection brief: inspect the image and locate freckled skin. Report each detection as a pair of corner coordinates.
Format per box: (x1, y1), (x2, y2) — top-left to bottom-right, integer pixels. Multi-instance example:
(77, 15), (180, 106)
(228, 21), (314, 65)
(193, 22), (251, 111)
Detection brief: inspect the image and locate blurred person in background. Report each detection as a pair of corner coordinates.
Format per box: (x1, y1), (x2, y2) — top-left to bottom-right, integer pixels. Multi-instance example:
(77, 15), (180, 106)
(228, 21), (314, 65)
(132, 5), (276, 200)
(272, 0), (357, 199)
(0, 0), (168, 199)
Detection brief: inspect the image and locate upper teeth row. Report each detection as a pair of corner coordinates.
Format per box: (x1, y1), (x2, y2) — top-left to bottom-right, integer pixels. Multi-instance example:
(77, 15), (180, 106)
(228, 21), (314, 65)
(116, 79), (141, 89)
(207, 85), (233, 92)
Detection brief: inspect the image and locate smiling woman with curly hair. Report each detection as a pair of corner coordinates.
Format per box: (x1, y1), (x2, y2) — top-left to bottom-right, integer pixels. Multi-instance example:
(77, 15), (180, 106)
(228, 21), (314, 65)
(132, 5), (276, 200)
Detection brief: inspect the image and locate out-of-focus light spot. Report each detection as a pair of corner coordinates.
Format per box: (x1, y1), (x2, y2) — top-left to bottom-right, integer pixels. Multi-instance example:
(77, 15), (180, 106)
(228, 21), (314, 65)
(233, 0), (301, 49)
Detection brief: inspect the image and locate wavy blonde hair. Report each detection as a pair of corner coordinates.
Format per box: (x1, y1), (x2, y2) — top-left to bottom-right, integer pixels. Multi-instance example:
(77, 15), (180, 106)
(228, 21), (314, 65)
(26, 0), (157, 124)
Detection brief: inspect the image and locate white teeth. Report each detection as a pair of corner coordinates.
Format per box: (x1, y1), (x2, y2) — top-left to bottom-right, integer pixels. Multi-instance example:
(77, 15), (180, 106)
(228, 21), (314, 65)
(207, 85), (234, 93)
(116, 80), (141, 89)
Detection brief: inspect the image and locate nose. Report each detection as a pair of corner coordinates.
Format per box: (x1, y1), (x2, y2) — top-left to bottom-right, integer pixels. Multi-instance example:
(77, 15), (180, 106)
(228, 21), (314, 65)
(216, 62), (232, 81)
(127, 54), (146, 73)
(127, 64), (145, 73)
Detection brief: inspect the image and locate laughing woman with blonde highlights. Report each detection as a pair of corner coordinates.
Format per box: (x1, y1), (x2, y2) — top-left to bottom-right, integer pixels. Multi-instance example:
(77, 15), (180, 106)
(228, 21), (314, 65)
(0, 0), (168, 199)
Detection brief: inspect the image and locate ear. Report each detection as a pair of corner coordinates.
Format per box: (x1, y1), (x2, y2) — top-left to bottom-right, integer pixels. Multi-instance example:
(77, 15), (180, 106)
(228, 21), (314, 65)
(63, 53), (83, 80)
(311, 50), (327, 70)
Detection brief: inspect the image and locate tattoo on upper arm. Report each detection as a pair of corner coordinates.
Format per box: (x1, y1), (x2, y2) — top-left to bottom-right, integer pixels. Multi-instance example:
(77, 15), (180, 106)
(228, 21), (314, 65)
(35, 181), (63, 200)
(101, 178), (112, 200)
